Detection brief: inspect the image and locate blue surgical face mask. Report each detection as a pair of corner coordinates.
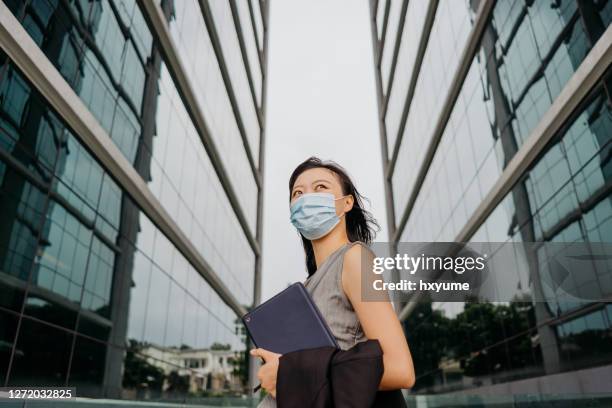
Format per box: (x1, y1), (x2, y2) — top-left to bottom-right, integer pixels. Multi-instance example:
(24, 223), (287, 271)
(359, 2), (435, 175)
(290, 192), (346, 240)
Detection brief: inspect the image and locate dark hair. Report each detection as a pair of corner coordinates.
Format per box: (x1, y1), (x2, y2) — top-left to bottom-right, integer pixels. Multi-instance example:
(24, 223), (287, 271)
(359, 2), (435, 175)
(289, 157), (380, 276)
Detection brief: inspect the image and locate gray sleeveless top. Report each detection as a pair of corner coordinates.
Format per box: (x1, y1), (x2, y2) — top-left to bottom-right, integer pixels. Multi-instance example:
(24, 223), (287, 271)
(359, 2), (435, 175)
(303, 241), (368, 349)
(257, 241), (370, 407)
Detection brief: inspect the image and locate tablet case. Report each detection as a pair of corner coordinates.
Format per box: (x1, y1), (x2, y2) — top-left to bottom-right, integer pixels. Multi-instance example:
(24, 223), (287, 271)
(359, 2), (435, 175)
(241, 282), (338, 354)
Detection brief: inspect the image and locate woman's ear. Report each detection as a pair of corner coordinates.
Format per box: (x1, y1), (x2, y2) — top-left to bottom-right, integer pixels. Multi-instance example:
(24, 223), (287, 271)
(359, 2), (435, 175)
(344, 194), (354, 213)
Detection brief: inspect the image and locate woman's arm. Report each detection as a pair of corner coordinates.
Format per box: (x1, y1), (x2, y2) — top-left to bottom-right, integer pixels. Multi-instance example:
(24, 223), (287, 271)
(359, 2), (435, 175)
(342, 244), (416, 390)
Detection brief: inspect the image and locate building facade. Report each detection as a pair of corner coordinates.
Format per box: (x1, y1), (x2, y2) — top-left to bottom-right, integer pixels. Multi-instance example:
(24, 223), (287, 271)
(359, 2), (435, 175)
(0, 0), (267, 400)
(136, 344), (243, 396)
(371, 0), (611, 394)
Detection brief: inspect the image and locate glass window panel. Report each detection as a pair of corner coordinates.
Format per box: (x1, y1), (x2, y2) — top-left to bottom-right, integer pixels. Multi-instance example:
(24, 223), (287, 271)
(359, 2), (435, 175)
(143, 264), (170, 346)
(376, 0), (387, 40)
(381, 0), (403, 93)
(69, 336), (108, 398)
(0, 310), (18, 384)
(250, 0), (264, 48)
(8, 318), (74, 386)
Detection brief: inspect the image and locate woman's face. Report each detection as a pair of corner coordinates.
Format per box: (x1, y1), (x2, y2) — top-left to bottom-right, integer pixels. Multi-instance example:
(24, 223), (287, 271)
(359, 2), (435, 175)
(290, 167), (353, 215)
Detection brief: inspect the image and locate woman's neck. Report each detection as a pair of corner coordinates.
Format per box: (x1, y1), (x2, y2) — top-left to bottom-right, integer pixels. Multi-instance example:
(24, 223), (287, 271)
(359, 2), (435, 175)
(311, 223), (350, 269)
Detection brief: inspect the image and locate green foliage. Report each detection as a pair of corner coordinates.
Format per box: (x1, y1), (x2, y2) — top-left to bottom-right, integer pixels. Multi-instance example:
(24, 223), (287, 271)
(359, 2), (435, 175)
(405, 299), (539, 389)
(166, 370), (190, 394)
(122, 340), (165, 391)
(210, 342), (232, 351)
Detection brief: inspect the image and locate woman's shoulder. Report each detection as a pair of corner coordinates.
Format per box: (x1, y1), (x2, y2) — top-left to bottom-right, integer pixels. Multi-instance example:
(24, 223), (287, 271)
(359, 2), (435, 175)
(340, 242), (377, 305)
(345, 241), (376, 258)
(342, 241), (376, 275)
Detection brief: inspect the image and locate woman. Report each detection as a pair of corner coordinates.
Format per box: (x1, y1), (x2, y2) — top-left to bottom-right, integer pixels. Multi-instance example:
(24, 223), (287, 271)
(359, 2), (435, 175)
(253, 157), (415, 406)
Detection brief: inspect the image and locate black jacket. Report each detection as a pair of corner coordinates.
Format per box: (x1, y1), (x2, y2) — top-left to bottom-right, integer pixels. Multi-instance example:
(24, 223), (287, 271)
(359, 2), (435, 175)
(275, 340), (407, 408)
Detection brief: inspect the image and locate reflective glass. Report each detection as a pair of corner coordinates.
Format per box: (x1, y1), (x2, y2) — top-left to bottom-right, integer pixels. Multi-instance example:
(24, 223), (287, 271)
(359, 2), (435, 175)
(384, 0), (428, 154)
(395, 0), (605, 238)
(392, 0), (473, 224)
(380, 0), (403, 93)
(167, 0), (259, 230)
(0, 51), (251, 399)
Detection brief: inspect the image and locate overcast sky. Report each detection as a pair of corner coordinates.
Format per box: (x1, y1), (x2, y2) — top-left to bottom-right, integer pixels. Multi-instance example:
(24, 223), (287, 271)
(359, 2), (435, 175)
(260, 0), (389, 301)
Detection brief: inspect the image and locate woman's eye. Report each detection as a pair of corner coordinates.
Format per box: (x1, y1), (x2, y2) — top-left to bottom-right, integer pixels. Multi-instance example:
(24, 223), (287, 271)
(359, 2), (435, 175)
(315, 184), (326, 190)
(293, 191), (302, 197)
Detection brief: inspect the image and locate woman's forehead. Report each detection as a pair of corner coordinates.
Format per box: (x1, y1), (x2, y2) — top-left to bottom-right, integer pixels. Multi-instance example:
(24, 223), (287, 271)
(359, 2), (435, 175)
(294, 168), (339, 185)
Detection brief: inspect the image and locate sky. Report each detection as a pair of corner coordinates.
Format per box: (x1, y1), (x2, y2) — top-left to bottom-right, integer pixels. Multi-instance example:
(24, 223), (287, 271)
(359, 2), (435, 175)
(260, 0), (389, 301)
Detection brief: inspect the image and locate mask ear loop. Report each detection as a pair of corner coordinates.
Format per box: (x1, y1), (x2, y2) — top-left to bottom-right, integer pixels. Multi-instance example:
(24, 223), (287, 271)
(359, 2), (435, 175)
(334, 194), (351, 219)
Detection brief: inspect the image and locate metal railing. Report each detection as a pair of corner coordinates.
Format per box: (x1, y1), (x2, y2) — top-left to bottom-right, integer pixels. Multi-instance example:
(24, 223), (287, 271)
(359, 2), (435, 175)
(5, 393), (612, 407)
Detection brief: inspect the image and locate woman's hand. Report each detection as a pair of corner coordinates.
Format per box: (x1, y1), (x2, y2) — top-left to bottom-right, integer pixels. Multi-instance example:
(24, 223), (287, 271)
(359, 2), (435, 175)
(250, 348), (282, 398)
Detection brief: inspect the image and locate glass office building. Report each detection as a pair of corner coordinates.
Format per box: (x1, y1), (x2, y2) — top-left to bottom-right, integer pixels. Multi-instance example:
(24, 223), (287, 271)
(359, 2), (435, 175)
(371, 0), (611, 394)
(0, 0), (267, 400)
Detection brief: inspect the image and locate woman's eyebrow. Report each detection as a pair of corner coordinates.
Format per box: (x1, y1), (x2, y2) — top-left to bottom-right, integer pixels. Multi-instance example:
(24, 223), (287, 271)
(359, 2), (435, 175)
(312, 179), (331, 185)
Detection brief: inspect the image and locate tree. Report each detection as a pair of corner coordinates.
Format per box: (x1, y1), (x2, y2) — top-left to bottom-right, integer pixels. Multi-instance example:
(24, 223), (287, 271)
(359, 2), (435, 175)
(210, 342), (231, 351)
(449, 301), (537, 377)
(122, 340), (164, 392)
(403, 300), (451, 389)
(166, 370), (190, 394)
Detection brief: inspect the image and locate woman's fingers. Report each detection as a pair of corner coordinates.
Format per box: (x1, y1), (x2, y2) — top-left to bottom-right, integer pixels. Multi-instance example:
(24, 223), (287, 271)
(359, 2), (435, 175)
(250, 348), (281, 362)
(256, 361), (277, 397)
(251, 349), (280, 398)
